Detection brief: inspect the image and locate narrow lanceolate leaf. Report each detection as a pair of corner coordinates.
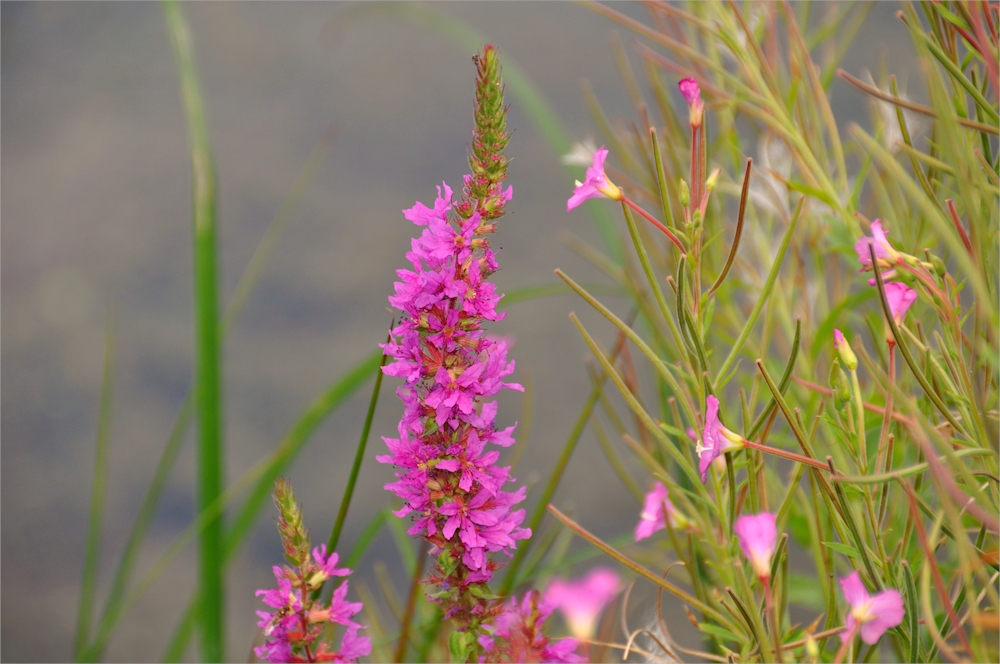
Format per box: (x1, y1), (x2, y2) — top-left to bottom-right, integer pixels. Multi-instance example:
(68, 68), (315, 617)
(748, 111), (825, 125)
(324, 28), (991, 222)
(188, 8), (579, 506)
(163, 2), (224, 660)
(74, 309), (116, 662)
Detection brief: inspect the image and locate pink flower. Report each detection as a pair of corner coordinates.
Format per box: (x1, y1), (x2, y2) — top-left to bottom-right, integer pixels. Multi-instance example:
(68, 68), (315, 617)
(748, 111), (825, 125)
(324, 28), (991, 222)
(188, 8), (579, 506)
(839, 571), (905, 645)
(734, 512), (777, 579)
(884, 282), (917, 324)
(854, 220), (899, 266)
(481, 591), (584, 663)
(566, 146), (623, 211)
(634, 481), (683, 541)
(698, 395), (743, 483)
(545, 567), (621, 639)
(679, 77), (704, 127)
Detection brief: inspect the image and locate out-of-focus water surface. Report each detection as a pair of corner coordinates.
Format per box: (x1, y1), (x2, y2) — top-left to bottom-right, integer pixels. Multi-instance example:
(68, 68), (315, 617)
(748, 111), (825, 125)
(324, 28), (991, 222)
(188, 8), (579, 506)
(1, 2), (917, 661)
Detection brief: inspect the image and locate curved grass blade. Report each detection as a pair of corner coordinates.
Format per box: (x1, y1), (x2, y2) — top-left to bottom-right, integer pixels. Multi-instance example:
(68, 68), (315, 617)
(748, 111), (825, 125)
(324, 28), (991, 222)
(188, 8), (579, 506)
(74, 309), (116, 662)
(706, 158), (751, 298)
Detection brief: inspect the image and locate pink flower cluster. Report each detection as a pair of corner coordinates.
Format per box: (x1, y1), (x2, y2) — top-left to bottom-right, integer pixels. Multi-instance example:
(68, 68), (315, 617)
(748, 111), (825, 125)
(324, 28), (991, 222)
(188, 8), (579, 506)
(255, 546), (371, 663)
(479, 591), (584, 663)
(855, 220), (917, 323)
(380, 181), (529, 584)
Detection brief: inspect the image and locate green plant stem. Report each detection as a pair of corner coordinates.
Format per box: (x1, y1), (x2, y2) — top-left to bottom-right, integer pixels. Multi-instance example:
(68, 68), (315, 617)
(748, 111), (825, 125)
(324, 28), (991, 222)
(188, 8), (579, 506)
(163, 2), (224, 660)
(850, 368), (867, 470)
(74, 310), (116, 662)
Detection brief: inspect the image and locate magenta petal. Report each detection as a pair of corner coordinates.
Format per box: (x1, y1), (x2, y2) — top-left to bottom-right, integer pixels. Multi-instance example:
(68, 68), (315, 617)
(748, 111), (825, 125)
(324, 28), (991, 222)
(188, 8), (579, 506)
(678, 77), (701, 104)
(859, 590), (905, 644)
(885, 282), (917, 322)
(733, 512), (777, 577)
(839, 571), (870, 607)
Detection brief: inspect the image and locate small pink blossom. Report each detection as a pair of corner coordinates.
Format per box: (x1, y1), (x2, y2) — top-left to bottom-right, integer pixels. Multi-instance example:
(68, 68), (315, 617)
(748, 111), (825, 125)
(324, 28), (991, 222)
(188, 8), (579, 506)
(854, 220), (899, 266)
(734, 512), (777, 579)
(839, 571), (905, 645)
(545, 567), (621, 639)
(566, 146), (623, 211)
(679, 77), (704, 127)
(634, 481), (682, 541)
(698, 395), (743, 483)
(884, 282), (917, 324)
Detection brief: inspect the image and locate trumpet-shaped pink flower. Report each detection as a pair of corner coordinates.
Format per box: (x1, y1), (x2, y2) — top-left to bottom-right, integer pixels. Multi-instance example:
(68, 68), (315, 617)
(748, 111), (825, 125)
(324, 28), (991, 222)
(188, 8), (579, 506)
(634, 481), (682, 541)
(839, 571), (905, 645)
(734, 512), (777, 579)
(545, 567), (621, 639)
(855, 220), (899, 266)
(884, 282), (917, 324)
(698, 395), (743, 483)
(566, 146), (623, 211)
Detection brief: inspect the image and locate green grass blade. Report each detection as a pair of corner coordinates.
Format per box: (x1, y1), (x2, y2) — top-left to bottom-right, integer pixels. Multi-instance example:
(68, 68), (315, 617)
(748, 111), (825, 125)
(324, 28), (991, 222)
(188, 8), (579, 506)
(163, 2), (224, 659)
(74, 309), (116, 662)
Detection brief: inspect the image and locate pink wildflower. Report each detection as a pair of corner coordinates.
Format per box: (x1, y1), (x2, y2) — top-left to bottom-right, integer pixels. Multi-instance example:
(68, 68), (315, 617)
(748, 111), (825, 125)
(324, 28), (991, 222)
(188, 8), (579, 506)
(734, 512), (778, 579)
(566, 146), (623, 211)
(545, 567), (621, 639)
(839, 571), (905, 645)
(634, 481), (685, 541)
(854, 219), (900, 266)
(884, 282), (917, 324)
(679, 77), (704, 127)
(698, 395), (744, 483)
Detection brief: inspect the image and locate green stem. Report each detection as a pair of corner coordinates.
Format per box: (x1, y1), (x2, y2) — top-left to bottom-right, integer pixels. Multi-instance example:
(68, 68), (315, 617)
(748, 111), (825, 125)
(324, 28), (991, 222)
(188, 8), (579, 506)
(163, 2), (224, 660)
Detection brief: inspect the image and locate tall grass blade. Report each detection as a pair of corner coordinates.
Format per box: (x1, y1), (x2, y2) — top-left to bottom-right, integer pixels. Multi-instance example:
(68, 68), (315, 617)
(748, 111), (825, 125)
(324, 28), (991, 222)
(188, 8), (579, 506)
(74, 308), (116, 662)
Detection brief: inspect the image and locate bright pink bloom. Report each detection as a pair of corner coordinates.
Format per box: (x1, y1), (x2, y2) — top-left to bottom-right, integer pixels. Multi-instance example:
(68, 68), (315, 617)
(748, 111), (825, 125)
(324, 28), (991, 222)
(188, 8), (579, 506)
(854, 220), (898, 266)
(679, 77), (701, 104)
(698, 395), (743, 483)
(839, 571), (905, 645)
(545, 567), (621, 638)
(634, 481), (680, 541)
(884, 282), (917, 324)
(734, 512), (777, 579)
(566, 146), (623, 211)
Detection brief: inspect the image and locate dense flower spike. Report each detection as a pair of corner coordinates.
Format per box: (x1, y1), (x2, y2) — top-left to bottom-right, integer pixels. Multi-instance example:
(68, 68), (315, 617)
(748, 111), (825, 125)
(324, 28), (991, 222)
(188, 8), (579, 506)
(634, 481), (687, 541)
(545, 568), (621, 639)
(734, 512), (778, 580)
(479, 591), (584, 663)
(381, 44), (530, 658)
(697, 395), (744, 483)
(839, 571), (905, 645)
(566, 146), (623, 211)
(255, 480), (371, 663)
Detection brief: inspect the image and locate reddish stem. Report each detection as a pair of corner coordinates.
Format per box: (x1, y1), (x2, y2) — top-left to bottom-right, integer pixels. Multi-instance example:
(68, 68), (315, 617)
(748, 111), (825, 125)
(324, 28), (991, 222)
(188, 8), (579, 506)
(622, 196), (686, 252)
(831, 625), (856, 664)
(742, 438), (830, 472)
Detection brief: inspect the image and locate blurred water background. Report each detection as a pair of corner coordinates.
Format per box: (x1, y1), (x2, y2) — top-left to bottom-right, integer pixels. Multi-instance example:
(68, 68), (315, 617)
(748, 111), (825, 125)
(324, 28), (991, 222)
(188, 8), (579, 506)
(2, 2), (918, 661)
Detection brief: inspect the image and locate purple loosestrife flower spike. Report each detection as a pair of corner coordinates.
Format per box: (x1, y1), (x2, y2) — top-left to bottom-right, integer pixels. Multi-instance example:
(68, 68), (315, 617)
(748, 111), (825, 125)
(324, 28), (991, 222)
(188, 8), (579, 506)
(884, 282), (918, 325)
(839, 571), (905, 645)
(698, 395), (744, 483)
(545, 567), (621, 640)
(380, 45), (528, 652)
(734, 512), (778, 580)
(566, 146), (623, 211)
(478, 591), (584, 663)
(634, 481), (687, 541)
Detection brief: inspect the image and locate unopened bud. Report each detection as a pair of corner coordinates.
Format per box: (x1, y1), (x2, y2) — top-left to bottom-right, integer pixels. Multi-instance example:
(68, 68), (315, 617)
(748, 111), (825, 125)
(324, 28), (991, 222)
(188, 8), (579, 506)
(833, 329), (858, 370)
(678, 179), (690, 207)
(830, 361), (851, 410)
(705, 168), (720, 192)
(930, 254), (947, 278)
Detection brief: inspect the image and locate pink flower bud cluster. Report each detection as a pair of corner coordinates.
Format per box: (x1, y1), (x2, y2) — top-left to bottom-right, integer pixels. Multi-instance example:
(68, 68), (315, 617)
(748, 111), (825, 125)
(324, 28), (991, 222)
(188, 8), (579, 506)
(380, 181), (529, 609)
(478, 591), (584, 663)
(255, 545), (371, 663)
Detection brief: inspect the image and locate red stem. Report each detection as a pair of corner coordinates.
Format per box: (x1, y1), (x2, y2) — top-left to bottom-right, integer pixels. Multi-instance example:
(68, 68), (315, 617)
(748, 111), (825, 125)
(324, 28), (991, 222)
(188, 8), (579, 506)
(622, 196), (686, 252)
(742, 438), (830, 472)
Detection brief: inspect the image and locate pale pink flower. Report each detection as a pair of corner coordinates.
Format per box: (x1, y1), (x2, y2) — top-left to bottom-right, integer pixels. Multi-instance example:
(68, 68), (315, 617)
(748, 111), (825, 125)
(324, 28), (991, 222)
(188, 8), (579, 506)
(566, 146), (623, 211)
(545, 567), (621, 639)
(734, 512), (777, 579)
(698, 395), (744, 483)
(884, 282), (917, 324)
(634, 481), (683, 541)
(839, 571), (905, 645)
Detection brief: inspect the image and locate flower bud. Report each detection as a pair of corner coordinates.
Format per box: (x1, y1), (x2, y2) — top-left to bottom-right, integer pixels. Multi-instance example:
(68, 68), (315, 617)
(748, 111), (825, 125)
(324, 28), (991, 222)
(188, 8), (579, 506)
(830, 360), (851, 410)
(678, 178), (690, 207)
(705, 167), (721, 192)
(833, 329), (858, 371)
(930, 254), (947, 278)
